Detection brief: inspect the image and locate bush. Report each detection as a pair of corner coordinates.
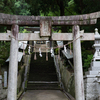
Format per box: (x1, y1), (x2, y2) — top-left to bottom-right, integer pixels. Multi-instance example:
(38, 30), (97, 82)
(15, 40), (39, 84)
(83, 54), (93, 72)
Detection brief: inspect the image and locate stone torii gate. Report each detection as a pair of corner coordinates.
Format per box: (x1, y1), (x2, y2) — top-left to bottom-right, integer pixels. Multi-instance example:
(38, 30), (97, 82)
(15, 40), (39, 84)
(0, 12), (100, 100)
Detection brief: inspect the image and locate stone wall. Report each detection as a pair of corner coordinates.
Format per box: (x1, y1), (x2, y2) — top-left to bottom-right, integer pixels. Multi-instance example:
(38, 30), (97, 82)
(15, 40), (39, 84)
(54, 56), (75, 98)
(0, 55), (31, 100)
(59, 60), (75, 97)
(17, 55), (31, 99)
(0, 75), (7, 100)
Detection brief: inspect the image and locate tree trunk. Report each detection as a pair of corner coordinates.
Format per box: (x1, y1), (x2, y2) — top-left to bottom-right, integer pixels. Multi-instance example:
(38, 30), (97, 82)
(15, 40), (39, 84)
(59, 1), (64, 16)
(59, 1), (68, 33)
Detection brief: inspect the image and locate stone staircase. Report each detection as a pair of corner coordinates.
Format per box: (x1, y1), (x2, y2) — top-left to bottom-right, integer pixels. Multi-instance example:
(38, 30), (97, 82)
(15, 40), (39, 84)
(27, 53), (60, 90)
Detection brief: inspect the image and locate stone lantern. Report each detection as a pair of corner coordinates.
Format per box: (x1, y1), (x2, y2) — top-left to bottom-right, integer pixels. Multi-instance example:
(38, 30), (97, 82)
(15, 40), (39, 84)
(93, 28), (100, 61)
(93, 28), (100, 100)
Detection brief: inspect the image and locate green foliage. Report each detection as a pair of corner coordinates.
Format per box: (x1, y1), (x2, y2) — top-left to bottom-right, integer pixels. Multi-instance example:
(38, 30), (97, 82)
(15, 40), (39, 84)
(19, 27), (30, 33)
(54, 48), (59, 55)
(0, 0), (15, 14)
(0, 42), (10, 65)
(65, 0), (77, 15)
(14, 0), (31, 15)
(0, 0), (31, 15)
(81, 41), (94, 72)
(22, 29), (30, 33)
(25, 0), (76, 16)
(74, 0), (100, 14)
(83, 54), (93, 72)
(82, 44), (93, 72)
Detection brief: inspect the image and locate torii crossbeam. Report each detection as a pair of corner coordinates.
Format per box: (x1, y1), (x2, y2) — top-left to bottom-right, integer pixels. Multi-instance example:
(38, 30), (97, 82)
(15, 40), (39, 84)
(0, 11), (100, 25)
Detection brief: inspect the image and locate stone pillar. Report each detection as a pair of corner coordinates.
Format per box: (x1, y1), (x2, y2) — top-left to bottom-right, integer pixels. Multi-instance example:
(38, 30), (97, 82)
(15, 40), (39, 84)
(0, 75), (2, 88)
(73, 25), (85, 100)
(0, 75), (2, 95)
(7, 25), (19, 100)
(4, 71), (7, 88)
(23, 55), (30, 90)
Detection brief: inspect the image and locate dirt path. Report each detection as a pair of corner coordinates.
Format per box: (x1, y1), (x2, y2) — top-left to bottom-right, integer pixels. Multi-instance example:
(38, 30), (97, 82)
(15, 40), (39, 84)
(20, 90), (69, 100)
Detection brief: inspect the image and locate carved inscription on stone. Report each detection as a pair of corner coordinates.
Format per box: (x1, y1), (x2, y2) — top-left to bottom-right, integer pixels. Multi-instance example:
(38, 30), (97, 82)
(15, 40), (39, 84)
(40, 18), (51, 36)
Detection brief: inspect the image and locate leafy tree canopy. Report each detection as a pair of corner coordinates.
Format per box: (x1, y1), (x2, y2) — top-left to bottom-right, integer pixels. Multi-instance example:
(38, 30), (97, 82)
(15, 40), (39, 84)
(0, 0), (15, 14)
(14, 0), (31, 15)
(25, 0), (76, 16)
(74, 0), (100, 14)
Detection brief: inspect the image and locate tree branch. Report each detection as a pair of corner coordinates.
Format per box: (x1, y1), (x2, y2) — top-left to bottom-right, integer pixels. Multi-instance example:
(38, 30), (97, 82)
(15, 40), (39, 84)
(65, 7), (74, 15)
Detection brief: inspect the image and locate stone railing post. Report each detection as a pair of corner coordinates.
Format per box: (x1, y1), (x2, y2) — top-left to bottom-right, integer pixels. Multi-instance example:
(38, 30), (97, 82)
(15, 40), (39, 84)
(0, 75), (2, 88)
(4, 71), (7, 88)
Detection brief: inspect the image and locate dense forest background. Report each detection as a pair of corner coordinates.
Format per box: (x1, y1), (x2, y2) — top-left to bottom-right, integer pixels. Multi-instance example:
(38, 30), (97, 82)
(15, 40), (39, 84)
(0, 0), (100, 73)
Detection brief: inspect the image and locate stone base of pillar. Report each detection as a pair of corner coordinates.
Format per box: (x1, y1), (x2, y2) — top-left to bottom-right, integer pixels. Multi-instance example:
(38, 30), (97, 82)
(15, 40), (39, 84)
(84, 61), (100, 100)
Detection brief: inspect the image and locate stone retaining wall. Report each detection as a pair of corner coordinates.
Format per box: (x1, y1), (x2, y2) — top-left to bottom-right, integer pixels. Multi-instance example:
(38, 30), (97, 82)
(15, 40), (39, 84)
(54, 56), (75, 98)
(0, 55), (31, 100)
(59, 60), (75, 97)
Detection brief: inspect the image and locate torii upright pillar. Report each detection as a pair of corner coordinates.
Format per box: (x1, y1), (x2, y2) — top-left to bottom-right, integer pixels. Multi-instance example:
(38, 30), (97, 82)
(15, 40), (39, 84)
(73, 25), (85, 100)
(7, 25), (19, 100)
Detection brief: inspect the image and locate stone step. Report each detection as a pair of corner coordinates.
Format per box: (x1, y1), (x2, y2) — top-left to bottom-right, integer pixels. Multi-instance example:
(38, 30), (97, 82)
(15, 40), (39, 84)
(28, 81), (59, 84)
(84, 75), (99, 78)
(85, 71), (99, 75)
(28, 74), (58, 81)
(89, 66), (100, 71)
(30, 68), (56, 73)
(30, 65), (55, 68)
(91, 61), (100, 67)
(84, 77), (97, 83)
(27, 81), (60, 90)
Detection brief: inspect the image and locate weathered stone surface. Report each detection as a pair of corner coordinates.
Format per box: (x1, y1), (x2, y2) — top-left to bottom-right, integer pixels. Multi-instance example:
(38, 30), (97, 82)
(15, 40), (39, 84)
(84, 30), (100, 100)
(21, 90), (69, 100)
(92, 61), (100, 67)
(4, 71), (7, 88)
(90, 66), (100, 71)
(84, 77), (97, 83)
(0, 89), (7, 100)
(85, 93), (98, 100)
(84, 83), (98, 100)
(0, 11), (99, 25)
(73, 25), (84, 100)
(40, 18), (52, 36)
(7, 25), (19, 100)
(57, 57), (75, 98)
(85, 71), (99, 75)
